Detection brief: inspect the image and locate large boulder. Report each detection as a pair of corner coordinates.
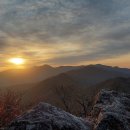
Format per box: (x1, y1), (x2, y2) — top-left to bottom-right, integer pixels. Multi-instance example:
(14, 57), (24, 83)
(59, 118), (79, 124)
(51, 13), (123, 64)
(6, 89), (130, 130)
(92, 90), (130, 130)
(7, 103), (91, 130)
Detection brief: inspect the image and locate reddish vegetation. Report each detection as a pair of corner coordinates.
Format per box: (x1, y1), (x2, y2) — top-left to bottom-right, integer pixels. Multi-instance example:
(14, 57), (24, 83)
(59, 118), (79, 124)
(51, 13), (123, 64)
(0, 91), (22, 127)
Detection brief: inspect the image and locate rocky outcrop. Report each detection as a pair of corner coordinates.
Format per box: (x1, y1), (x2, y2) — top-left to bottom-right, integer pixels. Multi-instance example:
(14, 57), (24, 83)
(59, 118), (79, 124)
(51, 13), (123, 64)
(7, 103), (91, 130)
(6, 90), (130, 130)
(92, 90), (130, 130)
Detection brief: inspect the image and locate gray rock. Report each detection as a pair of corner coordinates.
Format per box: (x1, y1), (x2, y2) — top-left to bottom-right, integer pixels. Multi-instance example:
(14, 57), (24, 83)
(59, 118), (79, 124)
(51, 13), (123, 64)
(93, 90), (130, 130)
(7, 103), (91, 130)
(6, 89), (130, 130)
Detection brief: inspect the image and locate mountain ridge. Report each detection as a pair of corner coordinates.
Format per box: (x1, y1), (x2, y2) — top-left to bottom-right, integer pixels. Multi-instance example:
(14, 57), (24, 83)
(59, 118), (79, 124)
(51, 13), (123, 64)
(0, 65), (81, 87)
(22, 64), (130, 108)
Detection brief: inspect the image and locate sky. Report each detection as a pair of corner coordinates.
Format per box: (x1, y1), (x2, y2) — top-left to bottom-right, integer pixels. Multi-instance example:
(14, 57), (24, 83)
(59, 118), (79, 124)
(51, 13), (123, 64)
(0, 0), (130, 70)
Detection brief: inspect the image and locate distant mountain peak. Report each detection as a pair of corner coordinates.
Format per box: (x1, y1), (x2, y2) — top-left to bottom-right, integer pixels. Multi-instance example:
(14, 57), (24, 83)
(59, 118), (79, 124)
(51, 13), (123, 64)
(33, 64), (54, 70)
(42, 64), (54, 69)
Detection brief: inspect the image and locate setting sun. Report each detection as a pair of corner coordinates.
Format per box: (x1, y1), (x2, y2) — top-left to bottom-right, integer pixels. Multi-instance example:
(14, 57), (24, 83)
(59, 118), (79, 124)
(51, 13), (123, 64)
(9, 58), (25, 65)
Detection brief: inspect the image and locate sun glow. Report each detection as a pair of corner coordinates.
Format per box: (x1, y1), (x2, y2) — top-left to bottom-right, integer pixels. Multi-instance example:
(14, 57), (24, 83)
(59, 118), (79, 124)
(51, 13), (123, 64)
(9, 58), (25, 65)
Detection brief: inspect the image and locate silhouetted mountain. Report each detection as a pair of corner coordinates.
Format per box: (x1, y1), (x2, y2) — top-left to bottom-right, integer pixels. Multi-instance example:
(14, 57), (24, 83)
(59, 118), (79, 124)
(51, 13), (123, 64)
(93, 77), (130, 94)
(64, 64), (130, 86)
(95, 64), (130, 75)
(0, 65), (80, 87)
(23, 65), (130, 107)
(23, 73), (80, 106)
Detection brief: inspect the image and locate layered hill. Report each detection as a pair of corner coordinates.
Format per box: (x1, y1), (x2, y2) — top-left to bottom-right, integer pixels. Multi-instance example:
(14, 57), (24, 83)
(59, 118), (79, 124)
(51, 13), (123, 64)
(93, 77), (130, 94)
(64, 64), (130, 86)
(0, 65), (80, 87)
(23, 65), (130, 108)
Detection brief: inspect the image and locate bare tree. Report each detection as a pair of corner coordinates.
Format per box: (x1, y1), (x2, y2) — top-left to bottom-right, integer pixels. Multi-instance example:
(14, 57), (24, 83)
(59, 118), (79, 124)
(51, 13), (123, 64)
(76, 95), (88, 116)
(76, 94), (93, 117)
(0, 90), (22, 127)
(54, 85), (73, 113)
(54, 85), (94, 116)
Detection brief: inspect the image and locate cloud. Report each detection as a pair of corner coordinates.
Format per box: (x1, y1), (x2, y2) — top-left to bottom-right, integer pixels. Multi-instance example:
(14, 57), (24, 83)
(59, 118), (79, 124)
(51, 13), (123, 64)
(0, 0), (130, 67)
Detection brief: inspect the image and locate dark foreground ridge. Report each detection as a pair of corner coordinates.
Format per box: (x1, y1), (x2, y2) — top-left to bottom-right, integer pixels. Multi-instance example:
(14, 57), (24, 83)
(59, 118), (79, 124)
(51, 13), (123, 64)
(6, 90), (130, 130)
